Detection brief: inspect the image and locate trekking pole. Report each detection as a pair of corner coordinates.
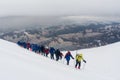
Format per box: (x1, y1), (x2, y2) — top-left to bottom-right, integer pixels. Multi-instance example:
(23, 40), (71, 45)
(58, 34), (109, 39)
(62, 58), (64, 64)
(62, 58), (65, 64)
(82, 61), (86, 70)
(76, 50), (78, 55)
(82, 62), (85, 70)
(73, 59), (76, 67)
(73, 50), (77, 67)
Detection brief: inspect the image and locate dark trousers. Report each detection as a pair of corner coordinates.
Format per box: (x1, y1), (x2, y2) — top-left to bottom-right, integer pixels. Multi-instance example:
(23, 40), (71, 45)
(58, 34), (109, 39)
(56, 55), (59, 61)
(50, 54), (54, 59)
(45, 53), (48, 57)
(67, 60), (70, 65)
(75, 60), (81, 68)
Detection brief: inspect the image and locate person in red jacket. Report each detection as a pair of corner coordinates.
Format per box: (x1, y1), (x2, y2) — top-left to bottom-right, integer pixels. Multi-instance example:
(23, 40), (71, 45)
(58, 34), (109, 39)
(26, 42), (31, 50)
(44, 47), (49, 57)
(60, 52), (63, 60)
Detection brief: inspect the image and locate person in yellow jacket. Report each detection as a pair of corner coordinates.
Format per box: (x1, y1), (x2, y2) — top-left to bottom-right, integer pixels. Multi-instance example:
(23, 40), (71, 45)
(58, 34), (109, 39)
(75, 53), (86, 69)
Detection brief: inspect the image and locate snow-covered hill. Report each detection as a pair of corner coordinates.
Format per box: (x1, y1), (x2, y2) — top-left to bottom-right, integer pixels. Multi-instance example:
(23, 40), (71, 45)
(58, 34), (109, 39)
(0, 39), (120, 80)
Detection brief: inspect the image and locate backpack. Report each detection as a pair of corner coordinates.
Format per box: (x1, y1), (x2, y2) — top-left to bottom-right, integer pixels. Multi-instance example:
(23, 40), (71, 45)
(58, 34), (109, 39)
(76, 54), (82, 62)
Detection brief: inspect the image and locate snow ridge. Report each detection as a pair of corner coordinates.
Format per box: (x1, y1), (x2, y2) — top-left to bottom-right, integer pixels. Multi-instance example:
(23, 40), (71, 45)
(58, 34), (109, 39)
(0, 39), (120, 80)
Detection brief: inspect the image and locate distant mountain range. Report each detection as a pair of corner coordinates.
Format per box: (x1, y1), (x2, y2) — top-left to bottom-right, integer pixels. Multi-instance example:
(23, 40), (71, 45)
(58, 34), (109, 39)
(0, 16), (120, 50)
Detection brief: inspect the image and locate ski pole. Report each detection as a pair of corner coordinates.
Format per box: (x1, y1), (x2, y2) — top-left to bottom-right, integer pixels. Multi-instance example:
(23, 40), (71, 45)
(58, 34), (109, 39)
(82, 62), (86, 70)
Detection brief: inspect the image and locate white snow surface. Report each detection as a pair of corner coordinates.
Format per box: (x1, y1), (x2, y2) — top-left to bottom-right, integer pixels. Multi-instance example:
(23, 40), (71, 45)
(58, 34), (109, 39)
(0, 39), (120, 80)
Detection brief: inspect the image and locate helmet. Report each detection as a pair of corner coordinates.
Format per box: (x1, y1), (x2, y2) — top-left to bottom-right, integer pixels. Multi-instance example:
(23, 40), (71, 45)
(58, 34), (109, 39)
(45, 46), (49, 49)
(79, 53), (83, 56)
(67, 51), (70, 54)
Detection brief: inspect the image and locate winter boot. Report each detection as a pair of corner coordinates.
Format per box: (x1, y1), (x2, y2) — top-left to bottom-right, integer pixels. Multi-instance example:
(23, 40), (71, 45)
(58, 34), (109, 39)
(78, 66), (80, 69)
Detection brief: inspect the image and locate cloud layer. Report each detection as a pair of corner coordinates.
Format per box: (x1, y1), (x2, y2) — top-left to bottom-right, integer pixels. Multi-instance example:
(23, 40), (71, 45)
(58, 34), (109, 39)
(0, 0), (120, 16)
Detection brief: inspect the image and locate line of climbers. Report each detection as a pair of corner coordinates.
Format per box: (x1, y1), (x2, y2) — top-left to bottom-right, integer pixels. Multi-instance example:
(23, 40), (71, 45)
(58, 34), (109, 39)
(17, 41), (86, 69)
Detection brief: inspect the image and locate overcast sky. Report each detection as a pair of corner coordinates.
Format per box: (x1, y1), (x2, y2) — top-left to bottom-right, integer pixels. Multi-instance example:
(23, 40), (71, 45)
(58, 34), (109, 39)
(0, 0), (120, 16)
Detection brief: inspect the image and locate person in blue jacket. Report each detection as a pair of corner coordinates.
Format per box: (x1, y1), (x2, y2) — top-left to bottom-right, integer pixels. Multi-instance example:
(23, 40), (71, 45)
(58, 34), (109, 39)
(49, 47), (55, 59)
(65, 51), (74, 65)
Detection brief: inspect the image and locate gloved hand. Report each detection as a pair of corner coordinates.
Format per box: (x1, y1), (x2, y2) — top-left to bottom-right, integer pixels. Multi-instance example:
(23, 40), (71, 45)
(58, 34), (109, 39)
(83, 60), (86, 63)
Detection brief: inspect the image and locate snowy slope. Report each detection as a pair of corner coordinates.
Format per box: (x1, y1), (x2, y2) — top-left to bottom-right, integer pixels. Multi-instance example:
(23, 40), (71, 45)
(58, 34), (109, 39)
(0, 39), (120, 80)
